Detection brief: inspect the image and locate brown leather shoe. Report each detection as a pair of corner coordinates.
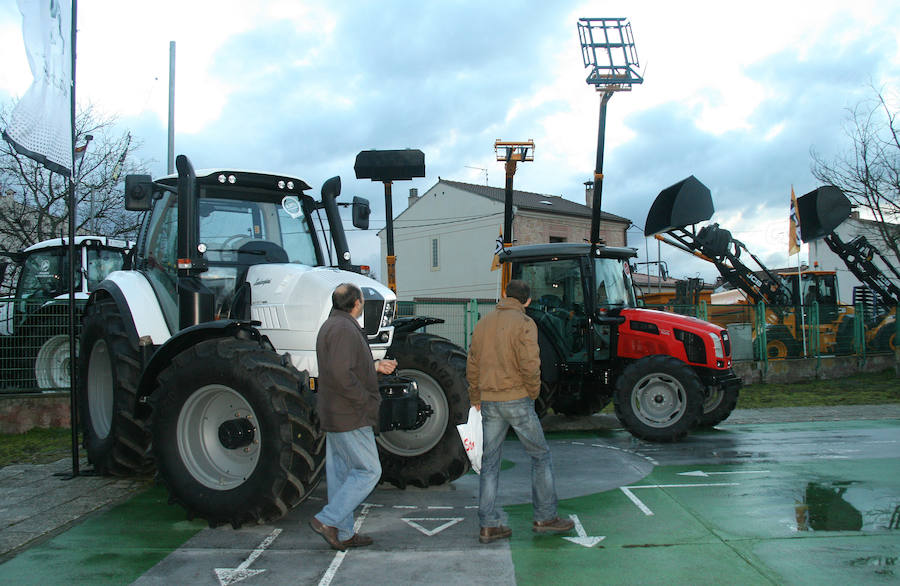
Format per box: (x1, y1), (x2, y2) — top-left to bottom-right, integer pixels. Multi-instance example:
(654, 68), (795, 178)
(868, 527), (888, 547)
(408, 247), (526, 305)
(309, 517), (346, 551)
(479, 525), (512, 544)
(340, 533), (374, 548)
(533, 516), (575, 534)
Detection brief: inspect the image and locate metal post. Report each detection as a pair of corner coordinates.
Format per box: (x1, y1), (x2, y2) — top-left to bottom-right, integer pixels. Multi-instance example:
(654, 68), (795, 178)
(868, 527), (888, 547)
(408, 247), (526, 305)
(383, 181), (396, 293)
(167, 41), (176, 175)
(590, 91), (612, 255)
(67, 0), (79, 478)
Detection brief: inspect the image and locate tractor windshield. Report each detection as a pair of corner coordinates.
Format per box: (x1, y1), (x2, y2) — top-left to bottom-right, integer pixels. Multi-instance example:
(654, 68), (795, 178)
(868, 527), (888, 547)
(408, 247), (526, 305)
(198, 195), (319, 266)
(17, 248), (76, 302)
(594, 257), (636, 310)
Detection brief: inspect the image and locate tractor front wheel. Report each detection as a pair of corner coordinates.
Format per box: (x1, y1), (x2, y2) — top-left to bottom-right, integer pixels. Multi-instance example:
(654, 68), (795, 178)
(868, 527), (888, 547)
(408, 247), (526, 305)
(614, 355), (703, 442)
(696, 384), (739, 428)
(377, 332), (470, 488)
(150, 336), (324, 528)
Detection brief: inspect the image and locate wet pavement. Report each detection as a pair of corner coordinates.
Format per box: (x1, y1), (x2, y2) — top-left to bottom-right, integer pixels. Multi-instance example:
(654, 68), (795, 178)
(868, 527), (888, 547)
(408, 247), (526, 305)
(0, 404), (898, 584)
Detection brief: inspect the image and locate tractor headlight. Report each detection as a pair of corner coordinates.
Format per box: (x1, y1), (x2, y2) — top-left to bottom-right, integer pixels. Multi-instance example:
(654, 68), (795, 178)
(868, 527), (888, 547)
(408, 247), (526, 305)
(708, 331), (724, 359)
(381, 300), (396, 328)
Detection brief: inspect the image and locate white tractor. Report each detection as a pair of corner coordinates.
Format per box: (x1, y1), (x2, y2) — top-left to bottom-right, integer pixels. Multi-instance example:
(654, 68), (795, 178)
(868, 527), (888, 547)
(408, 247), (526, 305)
(78, 155), (469, 528)
(0, 236), (129, 389)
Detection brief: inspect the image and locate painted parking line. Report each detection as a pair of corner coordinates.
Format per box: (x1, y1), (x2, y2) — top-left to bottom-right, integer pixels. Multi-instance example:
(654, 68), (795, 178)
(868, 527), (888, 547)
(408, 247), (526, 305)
(620, 482), (740, 516)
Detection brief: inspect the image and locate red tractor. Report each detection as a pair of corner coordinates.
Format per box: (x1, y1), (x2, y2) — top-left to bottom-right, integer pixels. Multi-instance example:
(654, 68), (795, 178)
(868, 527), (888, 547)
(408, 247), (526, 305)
(497, 176), (741, 441)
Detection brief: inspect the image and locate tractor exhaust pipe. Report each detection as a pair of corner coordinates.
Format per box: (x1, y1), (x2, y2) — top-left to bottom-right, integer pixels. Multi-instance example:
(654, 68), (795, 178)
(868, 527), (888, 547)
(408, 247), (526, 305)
(320, 176), (352, 271)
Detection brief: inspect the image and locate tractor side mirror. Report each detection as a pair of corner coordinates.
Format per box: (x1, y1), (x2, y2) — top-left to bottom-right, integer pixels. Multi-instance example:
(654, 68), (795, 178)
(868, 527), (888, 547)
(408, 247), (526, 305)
(124, 174), (154, 211)
(352, 197), (370, 230)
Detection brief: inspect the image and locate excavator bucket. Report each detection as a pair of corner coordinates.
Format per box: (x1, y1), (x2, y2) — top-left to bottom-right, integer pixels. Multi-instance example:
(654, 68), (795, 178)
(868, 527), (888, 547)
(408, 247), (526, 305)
(644, 175), (714, 236)
(796, 186), (852, 242)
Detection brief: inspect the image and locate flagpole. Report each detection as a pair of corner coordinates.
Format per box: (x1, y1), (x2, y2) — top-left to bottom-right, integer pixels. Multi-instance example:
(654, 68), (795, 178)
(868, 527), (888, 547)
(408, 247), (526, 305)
(67, 0), (80, 478)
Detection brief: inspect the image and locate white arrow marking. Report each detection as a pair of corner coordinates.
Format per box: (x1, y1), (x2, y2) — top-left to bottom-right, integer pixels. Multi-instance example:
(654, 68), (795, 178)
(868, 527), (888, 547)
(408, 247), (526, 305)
(562, 514), (605, 548)
(214, 527), (281, 586)
(678, 470), (770, 478)
(402, 517), (464, 536)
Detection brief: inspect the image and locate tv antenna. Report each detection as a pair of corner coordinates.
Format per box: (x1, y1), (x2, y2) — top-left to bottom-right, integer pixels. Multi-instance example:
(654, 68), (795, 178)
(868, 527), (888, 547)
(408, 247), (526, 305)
(465, 165), (488, 185)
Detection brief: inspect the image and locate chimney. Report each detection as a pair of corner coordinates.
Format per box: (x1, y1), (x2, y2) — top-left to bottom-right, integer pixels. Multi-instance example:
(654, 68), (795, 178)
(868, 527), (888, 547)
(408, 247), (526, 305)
(584, 181), (593, 208)
(408, 188), (419, 207)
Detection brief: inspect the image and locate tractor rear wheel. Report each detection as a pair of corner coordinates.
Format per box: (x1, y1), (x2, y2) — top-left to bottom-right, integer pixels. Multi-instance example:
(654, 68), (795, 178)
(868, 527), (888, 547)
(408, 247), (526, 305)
(77, 298), (153, 475)
(614, 355), (703, 442)
(150, 336), (324, 528)
(35, 333), (70, 389)
(377, 332), (470, 488)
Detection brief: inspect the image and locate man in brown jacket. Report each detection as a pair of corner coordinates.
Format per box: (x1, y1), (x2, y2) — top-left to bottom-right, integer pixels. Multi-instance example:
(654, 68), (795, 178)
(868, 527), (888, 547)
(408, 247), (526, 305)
(310, 283), (396, 551)
(467, 279), (574, 543)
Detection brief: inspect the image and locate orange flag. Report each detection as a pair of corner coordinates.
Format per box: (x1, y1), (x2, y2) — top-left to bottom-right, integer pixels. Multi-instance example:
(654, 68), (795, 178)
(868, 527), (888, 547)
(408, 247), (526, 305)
(789, 186), (801, 256)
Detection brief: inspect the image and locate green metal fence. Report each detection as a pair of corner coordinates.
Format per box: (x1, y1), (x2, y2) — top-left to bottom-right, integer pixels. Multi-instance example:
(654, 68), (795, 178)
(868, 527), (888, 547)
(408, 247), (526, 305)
(2, 296), (895, 394)
(1, 297), (86, 393)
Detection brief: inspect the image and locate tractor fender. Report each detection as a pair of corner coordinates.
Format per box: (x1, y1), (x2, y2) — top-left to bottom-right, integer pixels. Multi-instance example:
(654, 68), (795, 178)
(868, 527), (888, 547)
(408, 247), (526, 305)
(88, 271), (171, 346)
(134, 320), (268, 417)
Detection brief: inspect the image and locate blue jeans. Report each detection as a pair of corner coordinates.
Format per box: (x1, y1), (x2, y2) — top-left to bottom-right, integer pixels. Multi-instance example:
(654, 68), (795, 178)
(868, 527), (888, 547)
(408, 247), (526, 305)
(479, 397), (558, 527)
(315, 426), (382, 540)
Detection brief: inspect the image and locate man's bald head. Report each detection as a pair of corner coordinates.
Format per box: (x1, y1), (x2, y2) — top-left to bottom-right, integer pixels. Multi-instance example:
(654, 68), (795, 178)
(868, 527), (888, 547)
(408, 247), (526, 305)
(332, 283), (363, 313)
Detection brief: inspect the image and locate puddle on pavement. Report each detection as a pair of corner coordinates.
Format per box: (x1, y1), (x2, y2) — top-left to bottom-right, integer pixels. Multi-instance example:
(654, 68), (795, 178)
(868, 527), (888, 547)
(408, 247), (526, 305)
(795, 481), (900, 532)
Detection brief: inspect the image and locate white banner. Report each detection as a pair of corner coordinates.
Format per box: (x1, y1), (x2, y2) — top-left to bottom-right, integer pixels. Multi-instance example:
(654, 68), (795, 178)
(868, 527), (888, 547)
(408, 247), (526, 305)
(2, 0), (73, 176)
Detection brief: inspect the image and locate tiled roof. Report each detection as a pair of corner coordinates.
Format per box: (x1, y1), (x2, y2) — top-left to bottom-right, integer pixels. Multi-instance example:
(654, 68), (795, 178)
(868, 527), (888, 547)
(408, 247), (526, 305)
(440, 180), (631, 224)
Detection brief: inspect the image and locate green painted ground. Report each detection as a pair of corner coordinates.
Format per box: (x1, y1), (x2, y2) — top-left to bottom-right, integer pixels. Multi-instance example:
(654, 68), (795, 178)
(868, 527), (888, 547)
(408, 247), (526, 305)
(507, 457), (900, 585)
(0, 486), (205, 585)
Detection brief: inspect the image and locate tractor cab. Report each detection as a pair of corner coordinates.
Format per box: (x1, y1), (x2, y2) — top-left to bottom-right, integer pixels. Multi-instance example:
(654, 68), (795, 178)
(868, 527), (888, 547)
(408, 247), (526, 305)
(129, 168), (371, 331)
(506, 242), (637, 367)
(780, 270), (842, 323)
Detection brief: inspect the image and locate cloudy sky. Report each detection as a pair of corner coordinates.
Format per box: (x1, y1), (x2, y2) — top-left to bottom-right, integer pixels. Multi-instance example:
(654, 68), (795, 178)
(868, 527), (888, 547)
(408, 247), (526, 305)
(1, 0), (898, 283)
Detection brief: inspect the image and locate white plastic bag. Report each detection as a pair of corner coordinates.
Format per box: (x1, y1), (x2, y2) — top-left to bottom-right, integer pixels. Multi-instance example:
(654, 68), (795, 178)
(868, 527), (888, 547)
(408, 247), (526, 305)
(456, 406), (483, 474)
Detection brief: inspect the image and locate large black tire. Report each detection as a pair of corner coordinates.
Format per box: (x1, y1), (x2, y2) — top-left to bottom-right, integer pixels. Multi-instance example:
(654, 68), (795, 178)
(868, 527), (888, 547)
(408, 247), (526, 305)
(378, 332), (470, 488)
(613, 355), (704, 442)
(150, 336), (324, 528)
(765, 326), (800, 359)
(77, 298), (153, 475)
(696, 384), (739, 428)
(872, 324), (897, 353)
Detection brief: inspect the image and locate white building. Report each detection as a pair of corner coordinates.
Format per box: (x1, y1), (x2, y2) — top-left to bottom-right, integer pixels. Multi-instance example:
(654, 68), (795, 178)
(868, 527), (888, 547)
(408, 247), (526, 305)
(378, 179), (632, 301)
(807, 213), (900, 304)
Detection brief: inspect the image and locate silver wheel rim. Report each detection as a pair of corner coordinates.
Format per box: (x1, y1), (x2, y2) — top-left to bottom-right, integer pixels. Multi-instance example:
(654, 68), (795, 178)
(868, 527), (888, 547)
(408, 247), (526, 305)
(35, 334), (70, 389)
(177, 384), (260, 490)
(376, 369), (448, 457)
(87, 340), (114, 439)
(703, 387), (724, 414)
(630, 372), (687, 428)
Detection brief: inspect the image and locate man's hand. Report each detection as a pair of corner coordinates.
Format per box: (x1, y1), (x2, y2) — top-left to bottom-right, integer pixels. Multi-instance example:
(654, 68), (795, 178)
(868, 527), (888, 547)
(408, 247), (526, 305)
(375, 359), (398, 375)
(473, 402), (481, 411)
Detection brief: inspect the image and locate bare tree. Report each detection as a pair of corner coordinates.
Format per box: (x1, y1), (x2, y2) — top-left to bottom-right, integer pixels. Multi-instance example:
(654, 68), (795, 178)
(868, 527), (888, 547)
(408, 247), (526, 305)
(810, 85), (900, 264)
(0, 101), (147, 253)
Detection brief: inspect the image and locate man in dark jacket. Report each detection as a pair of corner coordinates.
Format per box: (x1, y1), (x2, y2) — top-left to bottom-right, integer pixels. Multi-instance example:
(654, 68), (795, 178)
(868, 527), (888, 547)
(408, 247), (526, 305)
(467, 279), (574, 543)
(310, 283), (396, 551)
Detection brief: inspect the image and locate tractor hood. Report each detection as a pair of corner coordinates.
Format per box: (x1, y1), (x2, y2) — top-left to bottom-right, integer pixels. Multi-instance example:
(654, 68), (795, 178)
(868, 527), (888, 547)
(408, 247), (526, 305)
(244, 263), (396, 376)
(618, 307), (732, 369)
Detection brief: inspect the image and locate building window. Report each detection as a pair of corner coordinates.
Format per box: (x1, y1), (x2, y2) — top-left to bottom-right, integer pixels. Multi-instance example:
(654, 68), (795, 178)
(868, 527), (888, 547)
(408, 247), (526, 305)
(549, 236), (566, 243)
(430, 238), (439, 271)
